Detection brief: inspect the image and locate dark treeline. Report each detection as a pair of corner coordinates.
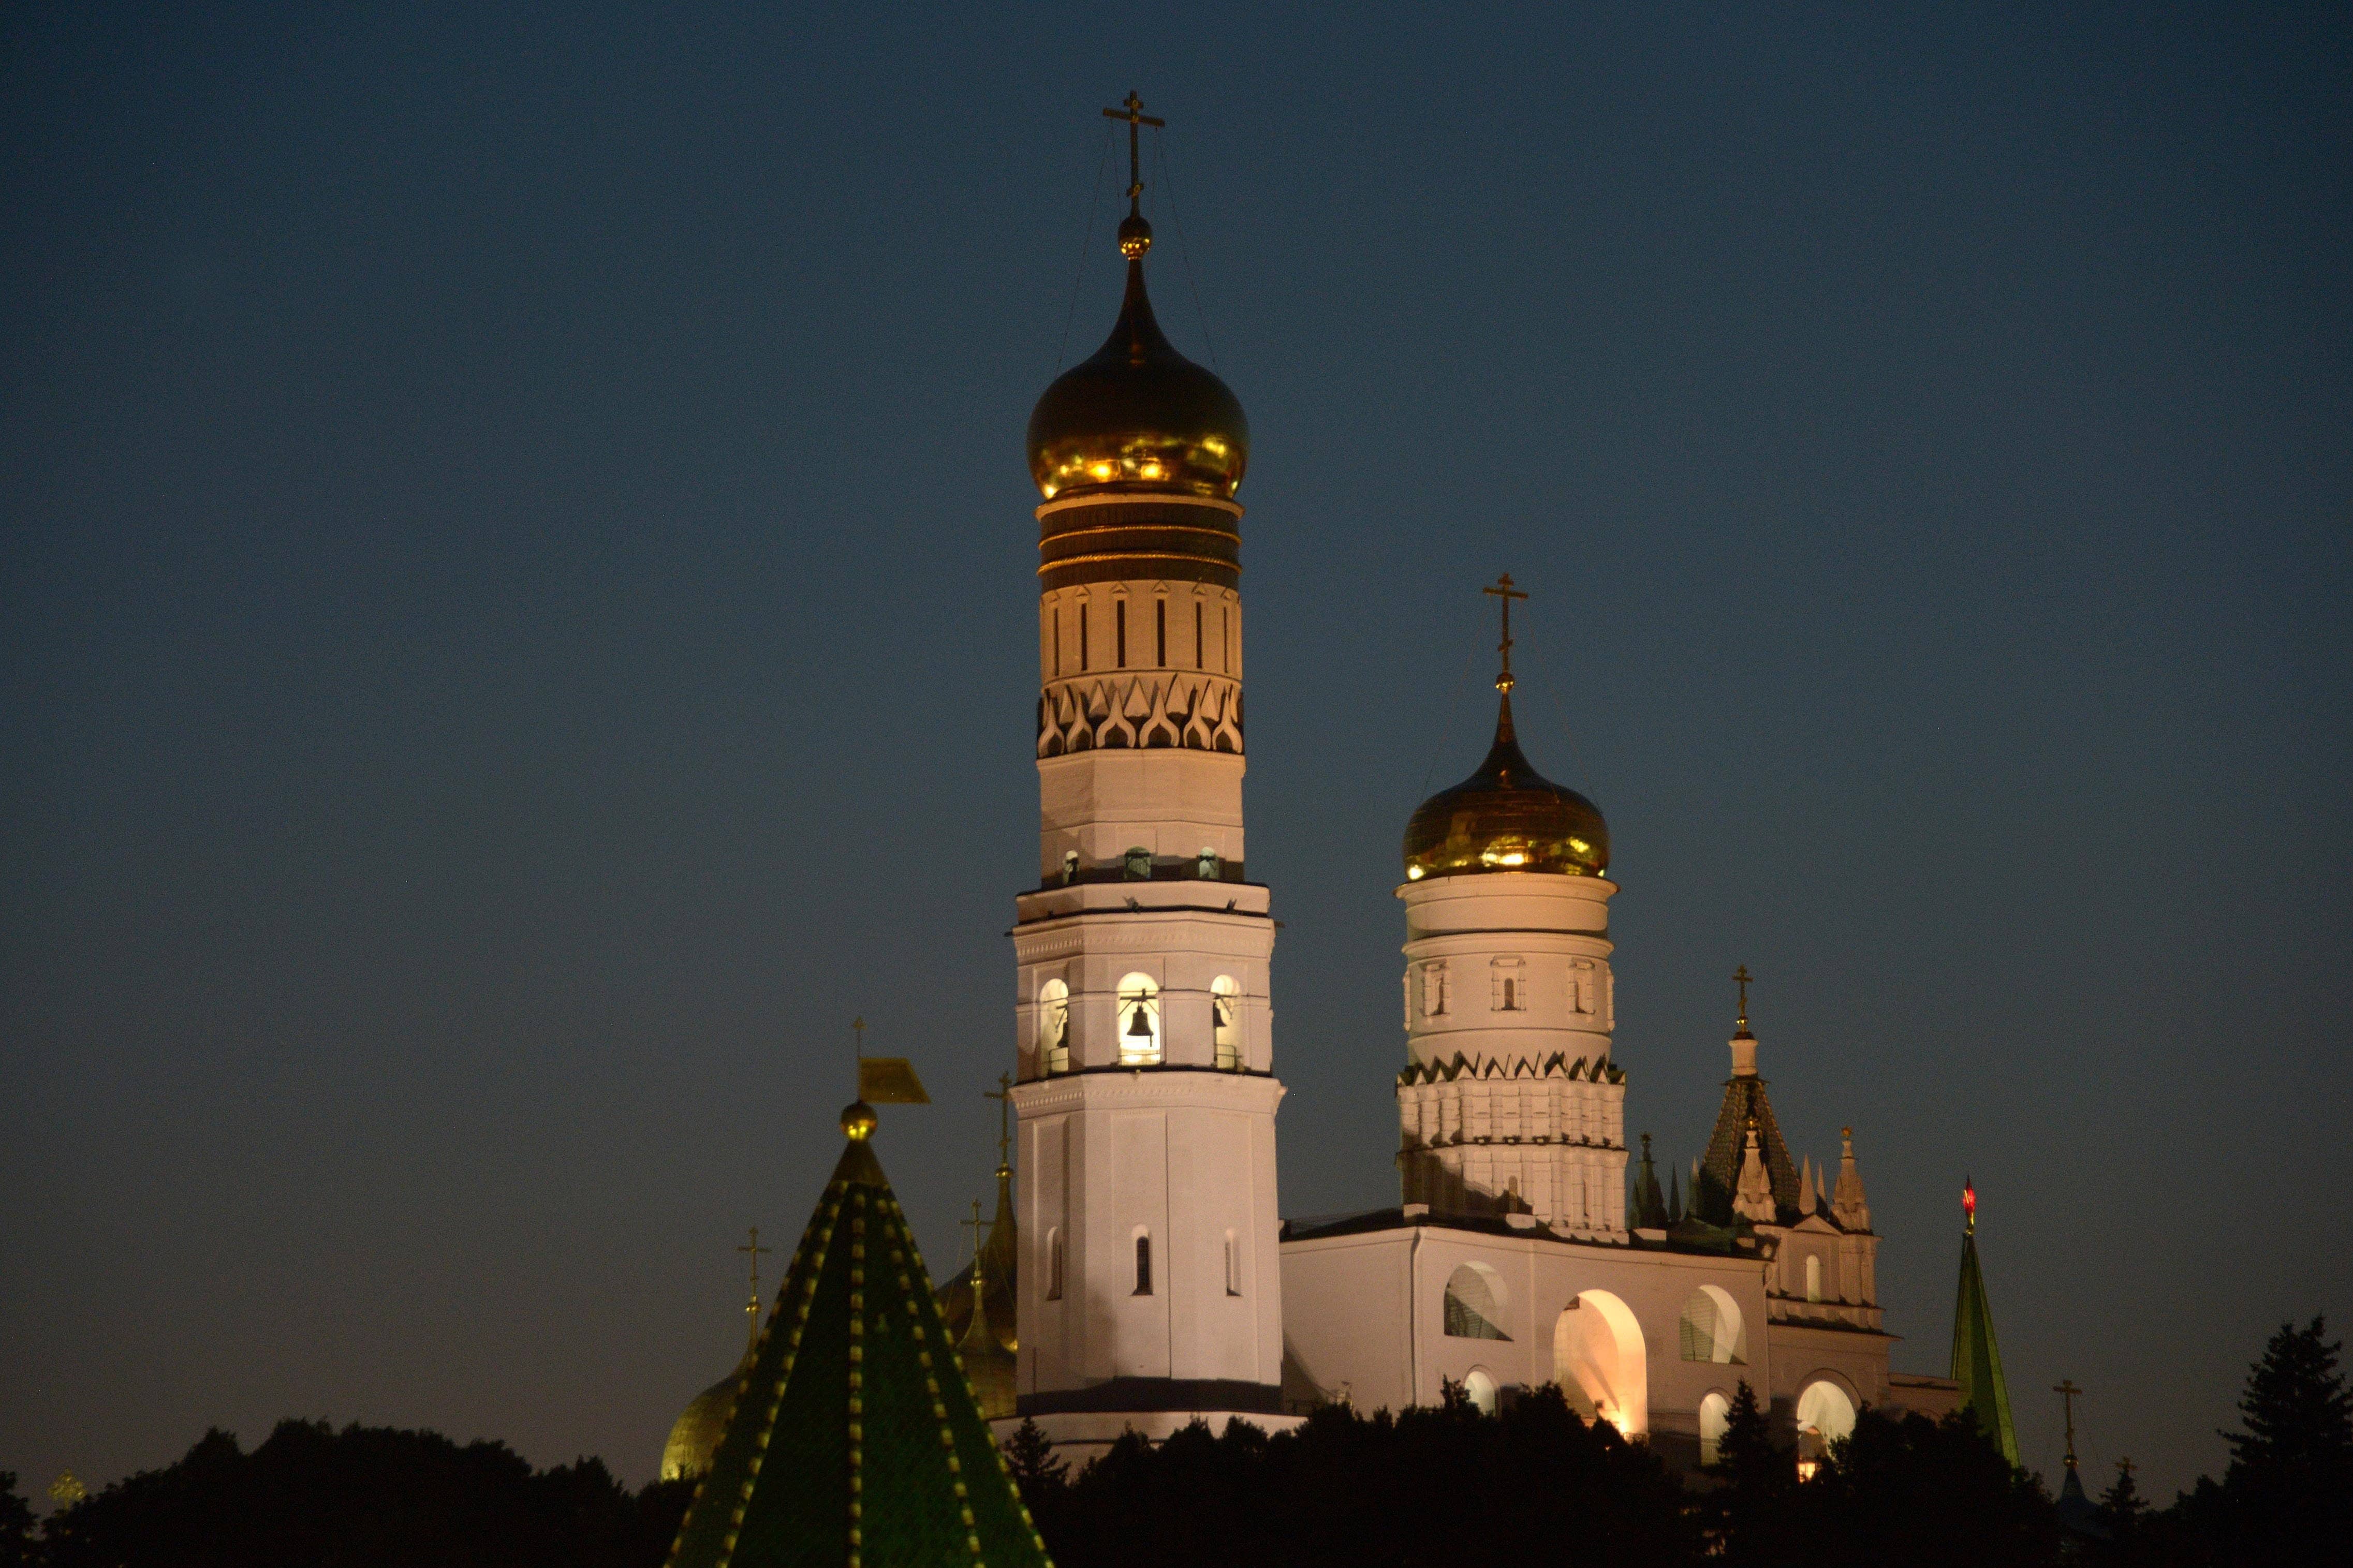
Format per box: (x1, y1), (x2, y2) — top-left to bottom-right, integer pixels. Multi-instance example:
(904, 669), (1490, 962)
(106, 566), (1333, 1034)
(1005, 1316), (2349, 1568)
(1, 1421), (692, 1568)
(4, 1318), (2344, 1567)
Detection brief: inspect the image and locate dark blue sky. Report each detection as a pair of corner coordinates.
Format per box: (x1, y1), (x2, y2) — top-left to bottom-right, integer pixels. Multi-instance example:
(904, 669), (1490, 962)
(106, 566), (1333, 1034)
(4, 2), (2346, 1503)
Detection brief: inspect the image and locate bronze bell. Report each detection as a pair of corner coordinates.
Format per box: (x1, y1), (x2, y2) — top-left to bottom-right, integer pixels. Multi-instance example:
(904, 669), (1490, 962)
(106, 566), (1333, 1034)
(1125, 1003), (1154, 1038)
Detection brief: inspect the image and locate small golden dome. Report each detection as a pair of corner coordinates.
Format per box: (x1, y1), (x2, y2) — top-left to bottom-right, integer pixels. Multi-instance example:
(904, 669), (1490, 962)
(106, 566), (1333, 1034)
(1026, 252), (1248, 501)
(1403, 694), (1609, 880)
(840, 1101), (877, 1141)
(659, 1363), (744, 1482)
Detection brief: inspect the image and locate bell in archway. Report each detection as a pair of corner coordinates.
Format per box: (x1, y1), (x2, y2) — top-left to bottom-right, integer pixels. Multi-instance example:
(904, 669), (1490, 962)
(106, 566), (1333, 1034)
(1125, 1004), (1154, 1038)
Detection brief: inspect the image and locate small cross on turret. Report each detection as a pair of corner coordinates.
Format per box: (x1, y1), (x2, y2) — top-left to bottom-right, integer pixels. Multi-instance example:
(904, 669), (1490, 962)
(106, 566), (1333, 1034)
(1102, 92), (1166, 216)
(1482, 574), (1528, 693)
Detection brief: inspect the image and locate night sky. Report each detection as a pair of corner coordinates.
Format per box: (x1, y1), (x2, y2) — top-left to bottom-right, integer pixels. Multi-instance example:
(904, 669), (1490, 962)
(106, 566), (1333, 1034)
(4, 3), (2347, 1506)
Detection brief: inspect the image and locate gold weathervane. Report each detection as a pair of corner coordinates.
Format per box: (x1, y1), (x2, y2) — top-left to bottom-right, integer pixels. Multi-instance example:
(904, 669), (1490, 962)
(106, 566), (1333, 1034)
(1483, 574), (1527, 693)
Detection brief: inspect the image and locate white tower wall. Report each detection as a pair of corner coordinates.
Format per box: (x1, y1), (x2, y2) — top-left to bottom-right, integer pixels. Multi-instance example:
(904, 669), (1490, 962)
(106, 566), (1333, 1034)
(1397, 870), (1629, 1237)
(1008, 487), (1289, 1451)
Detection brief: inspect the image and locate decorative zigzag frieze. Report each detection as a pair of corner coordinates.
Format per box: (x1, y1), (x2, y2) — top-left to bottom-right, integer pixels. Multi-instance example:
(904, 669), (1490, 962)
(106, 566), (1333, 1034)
(1037, 673), (1244, 758)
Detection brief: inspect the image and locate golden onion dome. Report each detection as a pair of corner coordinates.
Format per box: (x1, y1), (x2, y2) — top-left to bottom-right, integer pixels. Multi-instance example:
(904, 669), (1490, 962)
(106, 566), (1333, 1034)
(1026, 216), (1248, 501)
(659, 1359), (745, 1482)
(1403, 693), (1609, 880)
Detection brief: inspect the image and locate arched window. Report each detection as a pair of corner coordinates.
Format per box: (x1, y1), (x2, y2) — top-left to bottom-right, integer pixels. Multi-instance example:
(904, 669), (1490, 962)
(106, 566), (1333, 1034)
(1046, 1227), (1064, 1301)
(1133, 1230), (1153, 1295)
(1038, 979), (1071, 1075)
(1212, 975), (1241, 1069)
(1420, 961), (1449, 1018)
(1115, 973), (1161, 1066)
(1462, 1369), (1499, 1416)
(1678, 1285), (1747, 1365)
(1443, 1263), (1510, 1340)
(1796, 1379), (1857, 1478)
(1491, 956), (1526, 1012)
(1699, 1391), (1732, 1466)
(1224, 1229), (1241, 1296)
(1553, 1291), (1649, 1437)
(1805, 1254), (1823, 1304)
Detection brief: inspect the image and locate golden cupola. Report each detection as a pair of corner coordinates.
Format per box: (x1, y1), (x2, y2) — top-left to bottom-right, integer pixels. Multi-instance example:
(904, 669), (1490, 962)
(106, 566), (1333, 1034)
(1403, 579), (1609, 881)
(1026, 201), (1247, 500)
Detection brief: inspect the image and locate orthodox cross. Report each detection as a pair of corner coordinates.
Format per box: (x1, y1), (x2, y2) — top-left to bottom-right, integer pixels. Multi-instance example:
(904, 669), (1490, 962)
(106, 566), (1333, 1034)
(1732, 964), (1754, 1032)
(737, 1226), (772, 1302)
(1482, 574), (1528, 692)
(984, 1071), (1014, 1173)
(960, 1199), (988, 1270)
(2054, 1380), (2084, 1469)
(2115, 1456), (2137, 1483)
(1102, 92), (1165, 211)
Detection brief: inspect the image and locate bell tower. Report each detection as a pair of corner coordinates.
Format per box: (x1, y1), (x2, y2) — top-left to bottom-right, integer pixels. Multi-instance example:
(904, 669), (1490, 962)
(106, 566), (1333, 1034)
(1005, 97), (1288, 1453)
(1395, 581), (1629, 1237)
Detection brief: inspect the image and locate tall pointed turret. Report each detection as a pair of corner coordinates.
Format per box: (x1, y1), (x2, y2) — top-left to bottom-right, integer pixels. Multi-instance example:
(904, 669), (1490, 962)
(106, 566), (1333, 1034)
(1830, 1127), (1872, 1231)
(1950, 1180), (2019, 1465)
(665, 1102), (1050, 1568)
(1698, 968), (1800, 1221)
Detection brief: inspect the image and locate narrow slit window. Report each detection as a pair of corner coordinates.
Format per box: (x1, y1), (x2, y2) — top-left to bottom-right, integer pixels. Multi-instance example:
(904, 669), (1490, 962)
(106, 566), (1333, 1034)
(1134, 1234), (1153, 1296)
(1080, 604), (1089, 672)
(1224, 1230), (1241, 1296)
(1222, 605), (1231, 672)
(1047, 1228), (1064, 1301)
(1116, 600), (1127, 668)
(1195, 601), (1204, 668)
(1156, 599), (1166, 667)
(1053, 606), (1062, 676)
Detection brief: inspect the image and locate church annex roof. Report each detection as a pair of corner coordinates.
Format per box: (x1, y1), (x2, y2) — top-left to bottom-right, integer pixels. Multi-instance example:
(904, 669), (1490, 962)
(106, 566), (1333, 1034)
(664, 1106), (1051, 1568)
(1699, 1070), (1800, 1222)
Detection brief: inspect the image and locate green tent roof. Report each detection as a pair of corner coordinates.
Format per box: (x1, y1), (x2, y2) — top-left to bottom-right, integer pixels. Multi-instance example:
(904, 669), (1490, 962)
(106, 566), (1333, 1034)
(1949, 1228), (2018, 1466)
(666, 1115), (1053, 1568)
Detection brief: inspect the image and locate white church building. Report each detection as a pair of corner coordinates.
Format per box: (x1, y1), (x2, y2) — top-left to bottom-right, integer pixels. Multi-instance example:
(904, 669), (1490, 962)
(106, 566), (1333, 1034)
(654, 108), (1967, 1487)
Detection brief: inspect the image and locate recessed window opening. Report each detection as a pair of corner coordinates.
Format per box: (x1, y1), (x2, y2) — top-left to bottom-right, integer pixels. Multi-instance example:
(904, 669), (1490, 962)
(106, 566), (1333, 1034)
(1503, 977), (1518, 1009)
(1224, 1229), (1241, 1296)
(1134, 1232), (1153, 1295)
(1443, 1263), (1510, 1340)
(1053, 605), (1062, 676)
(1046, 1227), (1064, 1300)
(1195, 601), (1203, 668)
(1116, 972), (1162, 1066)
(1805, 1254), (1823, 1304)
(1080, 604), (1089, 672)
(1038, 978), (1071, 1075)
(1116, 599), (1127, 668)
(1212, 975), (1241, 1069)
(1222, 605), (1231, 672)
(1156, 599), (1166, 667)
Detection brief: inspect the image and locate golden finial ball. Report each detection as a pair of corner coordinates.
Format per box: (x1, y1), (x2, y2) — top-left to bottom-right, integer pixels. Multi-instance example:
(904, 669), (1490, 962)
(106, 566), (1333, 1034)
(1117, 213), (1154, 259)
(841, 1101), (877, 1141)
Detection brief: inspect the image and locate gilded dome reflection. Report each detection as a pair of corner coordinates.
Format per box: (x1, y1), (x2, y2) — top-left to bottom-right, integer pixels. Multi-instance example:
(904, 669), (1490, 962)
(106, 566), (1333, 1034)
(1403, 696), (1609, 880)
(1027, 240), (1248, 502)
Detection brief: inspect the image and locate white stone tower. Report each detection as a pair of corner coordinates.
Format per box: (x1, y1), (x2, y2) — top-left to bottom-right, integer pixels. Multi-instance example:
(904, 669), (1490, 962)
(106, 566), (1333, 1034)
(1395, 580), (1629, 1238)
(1005, 98), (1287, 1453)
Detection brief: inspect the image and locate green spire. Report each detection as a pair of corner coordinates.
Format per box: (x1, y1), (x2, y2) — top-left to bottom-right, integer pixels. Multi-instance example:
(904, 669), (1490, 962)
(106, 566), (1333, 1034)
(1949, 1180), (2018, 1466)
(665, 1102), (1053, 1568)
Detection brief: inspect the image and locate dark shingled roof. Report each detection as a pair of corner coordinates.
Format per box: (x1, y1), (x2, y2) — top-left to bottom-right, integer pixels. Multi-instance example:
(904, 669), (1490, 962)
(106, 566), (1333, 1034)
(665, 1126), (1052, 1568)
